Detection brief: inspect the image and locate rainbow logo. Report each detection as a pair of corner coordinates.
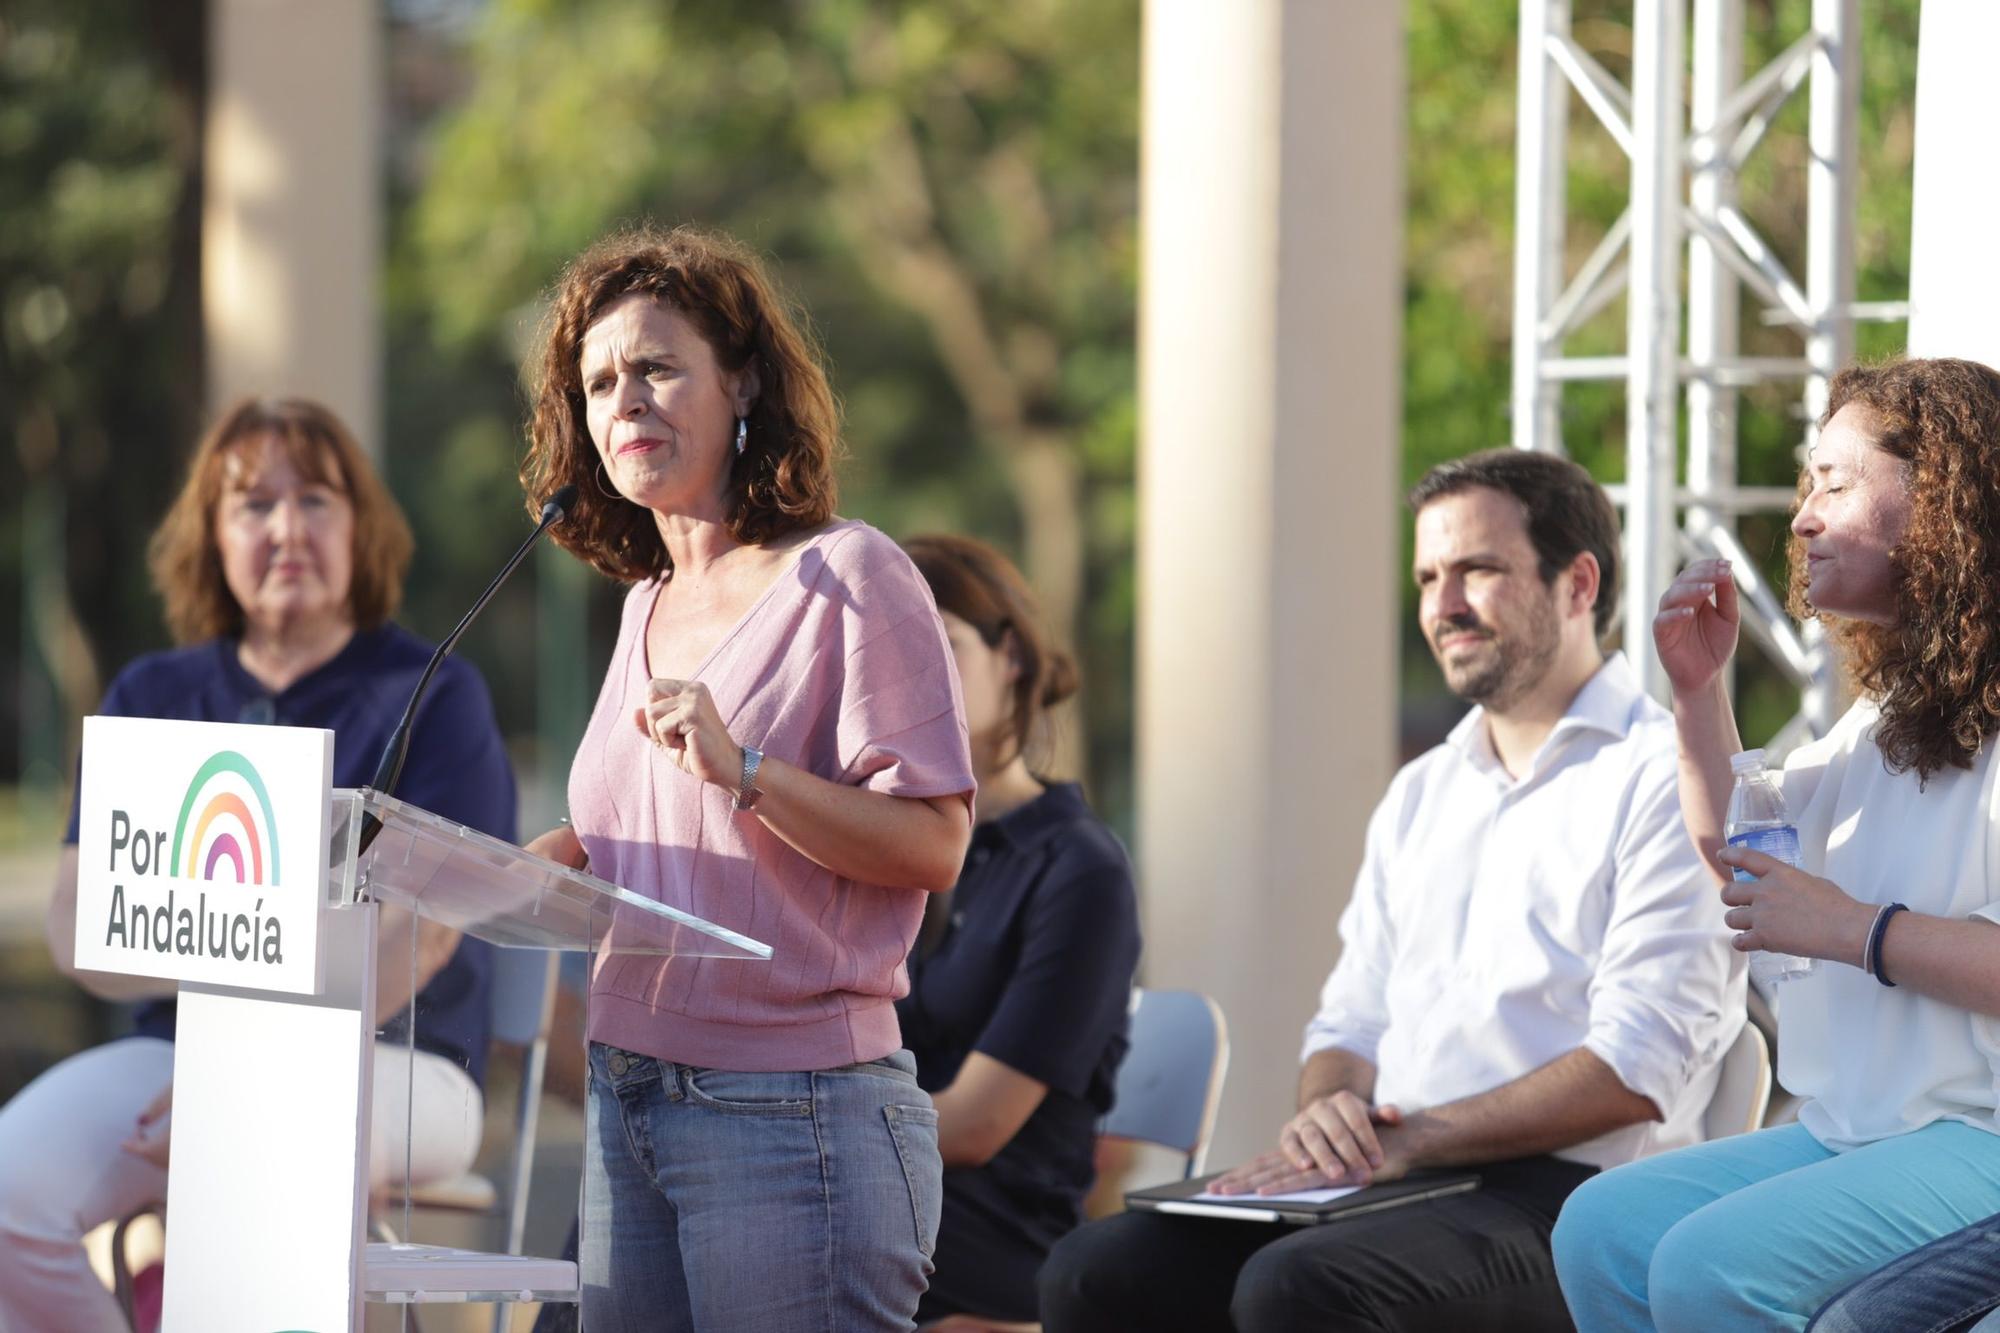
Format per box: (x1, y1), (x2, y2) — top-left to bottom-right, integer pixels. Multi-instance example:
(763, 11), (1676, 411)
(168, 751), (280, 885)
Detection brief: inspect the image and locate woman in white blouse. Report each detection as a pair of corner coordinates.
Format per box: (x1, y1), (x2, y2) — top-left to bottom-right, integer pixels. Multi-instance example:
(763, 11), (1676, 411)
(1551, 357), (2000, 1331)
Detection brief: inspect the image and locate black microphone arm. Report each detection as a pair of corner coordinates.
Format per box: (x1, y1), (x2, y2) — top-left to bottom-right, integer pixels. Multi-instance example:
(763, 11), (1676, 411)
(354, 483), (577, 856)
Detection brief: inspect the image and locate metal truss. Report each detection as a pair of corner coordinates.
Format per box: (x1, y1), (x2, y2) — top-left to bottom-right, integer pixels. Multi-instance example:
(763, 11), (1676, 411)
(1511, 0), (1876, 746)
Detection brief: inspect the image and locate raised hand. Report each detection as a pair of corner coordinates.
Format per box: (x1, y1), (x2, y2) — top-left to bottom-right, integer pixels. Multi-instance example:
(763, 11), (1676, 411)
(634, 678), (743, 791)
(1654, 557), (1740, 695)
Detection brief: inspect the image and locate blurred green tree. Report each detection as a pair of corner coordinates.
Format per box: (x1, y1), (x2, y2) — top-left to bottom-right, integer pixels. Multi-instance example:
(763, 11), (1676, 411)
(0, 0), (203, 1086)
(388, 0), (1921, 810)
(391, 0), (1140, 814)
(0, 0), (205, 793)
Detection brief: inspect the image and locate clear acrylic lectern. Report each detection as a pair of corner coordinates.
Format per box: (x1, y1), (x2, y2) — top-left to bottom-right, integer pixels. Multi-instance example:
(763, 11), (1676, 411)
(332, 787), (772, 1316)
(75, 714), (775, 1332)
(332, 787), (771, 959)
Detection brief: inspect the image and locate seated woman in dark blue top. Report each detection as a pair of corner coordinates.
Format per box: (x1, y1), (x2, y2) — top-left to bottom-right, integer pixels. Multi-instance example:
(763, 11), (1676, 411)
(0, 398), (516, 1332)
(898, 535), (1142, 1329)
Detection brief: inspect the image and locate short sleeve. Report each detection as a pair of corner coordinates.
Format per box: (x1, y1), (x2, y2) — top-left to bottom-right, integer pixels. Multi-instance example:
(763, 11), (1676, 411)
(1582, 754), (1743, 1116)
(1961, 744), (2000, 1110)
(1300, 779), (1403, 1066)
(831, 535), (974, 803)
(970, 841), (1141, 1096)
(1975, 748), (2000, 929)
(394, 657), (518, 843)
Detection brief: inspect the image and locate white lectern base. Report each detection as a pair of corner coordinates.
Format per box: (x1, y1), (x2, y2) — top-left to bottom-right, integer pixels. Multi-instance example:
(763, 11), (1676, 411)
(364, 1243), (578, 1304)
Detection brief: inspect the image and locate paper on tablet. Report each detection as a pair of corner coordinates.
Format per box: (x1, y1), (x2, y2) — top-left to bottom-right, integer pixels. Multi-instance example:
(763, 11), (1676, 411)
(1191, 1184), (1365, 1204)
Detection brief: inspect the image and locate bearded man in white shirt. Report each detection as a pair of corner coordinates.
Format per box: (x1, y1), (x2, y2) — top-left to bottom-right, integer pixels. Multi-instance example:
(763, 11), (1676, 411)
(1039, 449), (1744, 1333)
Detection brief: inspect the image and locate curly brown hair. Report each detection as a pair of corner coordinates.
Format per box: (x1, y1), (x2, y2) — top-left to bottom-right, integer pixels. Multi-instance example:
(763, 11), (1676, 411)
(1790, 357), (2000, 780)
(147, 397), (412, 643)
(521, 224), (841, 582)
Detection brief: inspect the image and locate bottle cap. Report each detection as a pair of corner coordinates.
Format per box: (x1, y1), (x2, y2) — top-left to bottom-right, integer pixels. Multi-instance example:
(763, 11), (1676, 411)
(1729, 748), (1767, 775)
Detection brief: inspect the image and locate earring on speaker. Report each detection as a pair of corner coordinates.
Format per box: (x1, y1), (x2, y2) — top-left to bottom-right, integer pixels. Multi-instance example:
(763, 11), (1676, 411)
(734, 416), (748, 456)
(594, 460), (620, 499)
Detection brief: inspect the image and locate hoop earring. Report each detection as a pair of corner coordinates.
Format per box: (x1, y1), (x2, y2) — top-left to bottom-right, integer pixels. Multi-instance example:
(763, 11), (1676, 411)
(734, 416), (748, 456)
(593, 460), (621, 500)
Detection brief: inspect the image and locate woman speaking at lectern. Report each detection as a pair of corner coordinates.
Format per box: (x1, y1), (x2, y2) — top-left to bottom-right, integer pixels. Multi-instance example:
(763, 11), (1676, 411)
(519, 224), (974, 1332)
(0, 397), (516, 1332)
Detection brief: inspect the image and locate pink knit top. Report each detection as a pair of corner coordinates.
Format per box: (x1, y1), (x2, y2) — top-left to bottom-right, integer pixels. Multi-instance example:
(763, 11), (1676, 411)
(570, 520), (974, 1071)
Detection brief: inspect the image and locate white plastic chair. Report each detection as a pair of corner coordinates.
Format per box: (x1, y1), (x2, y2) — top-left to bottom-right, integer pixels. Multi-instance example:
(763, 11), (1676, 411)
(1700, 1020), (1773, 1140)
(1098, 988), (1231, 1178)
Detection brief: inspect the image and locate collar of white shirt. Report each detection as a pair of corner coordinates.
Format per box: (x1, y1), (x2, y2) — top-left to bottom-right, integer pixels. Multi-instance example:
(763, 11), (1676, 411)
(1444, 652), (1645, 786)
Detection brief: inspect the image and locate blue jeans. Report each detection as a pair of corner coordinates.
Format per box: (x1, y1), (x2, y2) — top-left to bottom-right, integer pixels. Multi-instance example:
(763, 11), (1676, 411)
(1809, 1209), (2000, 1333)
(1552, 1122), (2000, 1332)
(581, 1043), (942, 1332)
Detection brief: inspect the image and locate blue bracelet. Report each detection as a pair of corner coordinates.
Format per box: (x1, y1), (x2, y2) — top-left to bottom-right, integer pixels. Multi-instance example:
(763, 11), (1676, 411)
(1867, 902), (1909, 987)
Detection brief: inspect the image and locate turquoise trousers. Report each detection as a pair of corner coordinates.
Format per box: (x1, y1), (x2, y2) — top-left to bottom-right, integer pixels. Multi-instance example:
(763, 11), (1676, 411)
(1551, 1121), (2000, 1332)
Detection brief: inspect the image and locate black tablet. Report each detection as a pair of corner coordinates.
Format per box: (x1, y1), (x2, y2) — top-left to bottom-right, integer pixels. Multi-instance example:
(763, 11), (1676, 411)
(1125, 1169), (1481, 1226)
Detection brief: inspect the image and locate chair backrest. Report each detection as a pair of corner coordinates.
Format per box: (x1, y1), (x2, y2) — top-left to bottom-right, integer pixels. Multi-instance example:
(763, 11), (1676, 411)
(490, 945), (561, 1047)
(1099, 988), (1230, 1178)
(1701, 1020), (1772, 1140)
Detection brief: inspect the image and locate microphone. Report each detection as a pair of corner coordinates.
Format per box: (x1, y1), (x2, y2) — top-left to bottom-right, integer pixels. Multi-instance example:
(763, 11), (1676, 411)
(352, 484), (577, 857)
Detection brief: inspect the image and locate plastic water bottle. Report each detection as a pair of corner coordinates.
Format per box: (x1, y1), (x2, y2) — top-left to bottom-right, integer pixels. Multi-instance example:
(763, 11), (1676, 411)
(1724, 748), (1816, 984)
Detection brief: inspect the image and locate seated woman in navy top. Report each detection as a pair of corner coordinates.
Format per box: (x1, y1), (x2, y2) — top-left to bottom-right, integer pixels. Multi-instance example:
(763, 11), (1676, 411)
(898, 535), (1142, 1328)
(0, 398), (516, 1333)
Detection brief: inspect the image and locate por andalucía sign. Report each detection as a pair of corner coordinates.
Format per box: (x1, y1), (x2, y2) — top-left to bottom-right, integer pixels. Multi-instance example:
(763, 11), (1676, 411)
(76, 716), (333, 995)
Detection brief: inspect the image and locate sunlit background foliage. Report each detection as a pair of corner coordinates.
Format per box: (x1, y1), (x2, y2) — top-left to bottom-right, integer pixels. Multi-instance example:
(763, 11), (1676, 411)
(0, 0), (1921, 1086)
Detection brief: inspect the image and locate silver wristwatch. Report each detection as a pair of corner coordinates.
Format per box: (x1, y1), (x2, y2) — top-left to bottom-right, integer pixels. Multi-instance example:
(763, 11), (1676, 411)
(734, 746), (765, 811)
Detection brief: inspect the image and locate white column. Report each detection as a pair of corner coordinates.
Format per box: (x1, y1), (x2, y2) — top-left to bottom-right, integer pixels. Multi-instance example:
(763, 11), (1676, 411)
(204, 0), (380, 452)
(1137, 0), (1402, 1170)
(1908, 0), (2000, 370)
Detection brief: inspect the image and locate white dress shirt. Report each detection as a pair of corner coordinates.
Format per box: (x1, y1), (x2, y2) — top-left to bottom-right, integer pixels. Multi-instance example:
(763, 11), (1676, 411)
(1776, 700), (2000, 1150)
(1302, 653), (1746, 1170)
